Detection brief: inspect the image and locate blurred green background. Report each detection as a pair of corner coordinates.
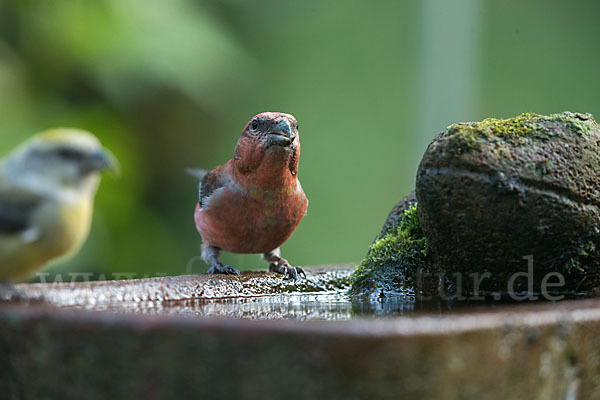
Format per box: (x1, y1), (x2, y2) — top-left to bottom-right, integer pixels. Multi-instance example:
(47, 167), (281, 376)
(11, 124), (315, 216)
(1, 0), (599, 280)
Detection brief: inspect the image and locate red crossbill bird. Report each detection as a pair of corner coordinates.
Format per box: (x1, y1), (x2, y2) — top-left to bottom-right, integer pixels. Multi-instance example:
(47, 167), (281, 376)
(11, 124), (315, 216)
(189, 112), (308, 278)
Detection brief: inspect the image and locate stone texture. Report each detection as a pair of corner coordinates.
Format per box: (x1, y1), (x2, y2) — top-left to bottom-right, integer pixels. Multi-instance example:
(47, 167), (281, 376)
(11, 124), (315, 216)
(3, 295), (600, 399)
(416, 112), (600, 295)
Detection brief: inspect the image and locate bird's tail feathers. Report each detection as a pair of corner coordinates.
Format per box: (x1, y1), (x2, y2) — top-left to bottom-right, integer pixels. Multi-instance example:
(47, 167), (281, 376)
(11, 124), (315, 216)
(186, 168), (208, 181)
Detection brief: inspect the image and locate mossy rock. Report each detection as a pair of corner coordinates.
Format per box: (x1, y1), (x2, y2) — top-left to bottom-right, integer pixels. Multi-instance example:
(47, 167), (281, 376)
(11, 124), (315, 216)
(349, 193), (442, 297)
(416, 111), (600, 295)
(378, 192), (418, 238)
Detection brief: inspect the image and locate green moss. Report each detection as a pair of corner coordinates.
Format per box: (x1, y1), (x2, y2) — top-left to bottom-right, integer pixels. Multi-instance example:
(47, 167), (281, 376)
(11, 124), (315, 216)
(566, 240), (597, 274)
(445, 112), (597, 151)
(349, 204), (429, 295)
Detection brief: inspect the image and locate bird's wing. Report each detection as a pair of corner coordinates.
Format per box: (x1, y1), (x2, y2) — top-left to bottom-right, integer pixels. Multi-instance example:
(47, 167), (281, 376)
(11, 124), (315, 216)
(0, 189), (44, 237)
(187, 168), (212, 208)
(198, 169), (225, 209)
(187, 167), (228, 208)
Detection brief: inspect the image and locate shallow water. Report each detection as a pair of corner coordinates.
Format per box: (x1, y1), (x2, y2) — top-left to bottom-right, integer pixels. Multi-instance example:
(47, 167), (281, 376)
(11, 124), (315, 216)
(60, 289), (569, 320)
(8, 266), (580, 321)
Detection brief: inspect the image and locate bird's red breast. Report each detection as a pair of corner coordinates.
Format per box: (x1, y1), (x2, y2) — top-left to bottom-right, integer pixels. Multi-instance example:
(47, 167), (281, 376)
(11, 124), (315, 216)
(194, 112), (307, 254)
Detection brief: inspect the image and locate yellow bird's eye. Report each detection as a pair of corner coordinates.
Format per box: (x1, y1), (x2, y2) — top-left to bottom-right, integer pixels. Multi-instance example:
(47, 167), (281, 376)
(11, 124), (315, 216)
(56, 147), (84, 161)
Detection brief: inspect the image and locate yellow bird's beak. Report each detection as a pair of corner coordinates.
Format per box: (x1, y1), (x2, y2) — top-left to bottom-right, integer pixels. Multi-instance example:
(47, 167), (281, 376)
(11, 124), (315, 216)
(82, 148), (120, 177)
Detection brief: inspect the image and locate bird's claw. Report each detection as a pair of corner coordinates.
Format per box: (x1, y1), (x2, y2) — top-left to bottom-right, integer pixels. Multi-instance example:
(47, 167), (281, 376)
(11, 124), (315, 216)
(299, 267), (307, 279)
(207, 264), (240, 275)
(270, 262), (306, 280)
(294, 266), (307, 279)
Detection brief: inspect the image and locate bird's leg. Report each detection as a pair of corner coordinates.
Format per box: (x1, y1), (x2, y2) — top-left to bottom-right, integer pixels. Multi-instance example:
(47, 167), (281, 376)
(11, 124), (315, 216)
(201, 244), (240, 275)
(263, 248), (306, 279)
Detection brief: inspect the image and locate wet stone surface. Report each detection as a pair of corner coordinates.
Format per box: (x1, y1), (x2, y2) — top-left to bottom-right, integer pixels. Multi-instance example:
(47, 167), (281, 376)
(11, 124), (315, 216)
(1, 265), (578, 320)
(3, 266), (352, 307)
(2, 266), (429, 320)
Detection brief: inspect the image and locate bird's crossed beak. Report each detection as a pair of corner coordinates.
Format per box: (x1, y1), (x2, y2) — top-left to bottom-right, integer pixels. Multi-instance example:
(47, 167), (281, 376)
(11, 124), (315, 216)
(267, 120), (295, 148)
(82, 148), (120, 176)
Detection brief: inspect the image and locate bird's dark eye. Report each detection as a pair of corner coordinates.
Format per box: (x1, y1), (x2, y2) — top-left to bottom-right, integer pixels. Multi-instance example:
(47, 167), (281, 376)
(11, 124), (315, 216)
(56, 147), (84, 161)
(250, 119), (259, 131)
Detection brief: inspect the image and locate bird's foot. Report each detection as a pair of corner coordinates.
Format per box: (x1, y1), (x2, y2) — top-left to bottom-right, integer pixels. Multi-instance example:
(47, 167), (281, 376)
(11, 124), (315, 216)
(207, 263), (240, 275)
(269, 260), (306, 280)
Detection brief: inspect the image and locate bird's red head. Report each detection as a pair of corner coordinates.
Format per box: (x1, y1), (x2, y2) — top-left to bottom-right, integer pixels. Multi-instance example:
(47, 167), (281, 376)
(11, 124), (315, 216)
(241, 112), (299, 151)
(233, 112), (301, 180)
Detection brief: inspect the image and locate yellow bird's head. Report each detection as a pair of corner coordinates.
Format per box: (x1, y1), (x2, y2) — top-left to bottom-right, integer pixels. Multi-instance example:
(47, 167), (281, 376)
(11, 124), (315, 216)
(4, 128), (118, 199)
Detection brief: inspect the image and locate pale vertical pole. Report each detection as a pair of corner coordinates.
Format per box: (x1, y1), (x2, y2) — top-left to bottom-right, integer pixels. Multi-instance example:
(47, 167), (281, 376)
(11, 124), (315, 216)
(416, 0), (481, 160)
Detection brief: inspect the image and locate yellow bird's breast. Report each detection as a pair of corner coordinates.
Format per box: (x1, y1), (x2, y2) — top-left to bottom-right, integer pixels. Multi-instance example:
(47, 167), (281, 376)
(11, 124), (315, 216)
(0, 196), (94, 281)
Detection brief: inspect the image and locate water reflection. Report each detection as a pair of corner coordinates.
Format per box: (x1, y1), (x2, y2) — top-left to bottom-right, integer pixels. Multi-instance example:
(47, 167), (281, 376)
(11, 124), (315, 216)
(60, 291), (469, 320)
(61, 288), (580, 321)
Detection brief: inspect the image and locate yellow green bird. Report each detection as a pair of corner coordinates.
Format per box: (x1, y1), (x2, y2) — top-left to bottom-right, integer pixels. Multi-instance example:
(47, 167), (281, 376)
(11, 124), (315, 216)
(0, 129), (117, 282)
